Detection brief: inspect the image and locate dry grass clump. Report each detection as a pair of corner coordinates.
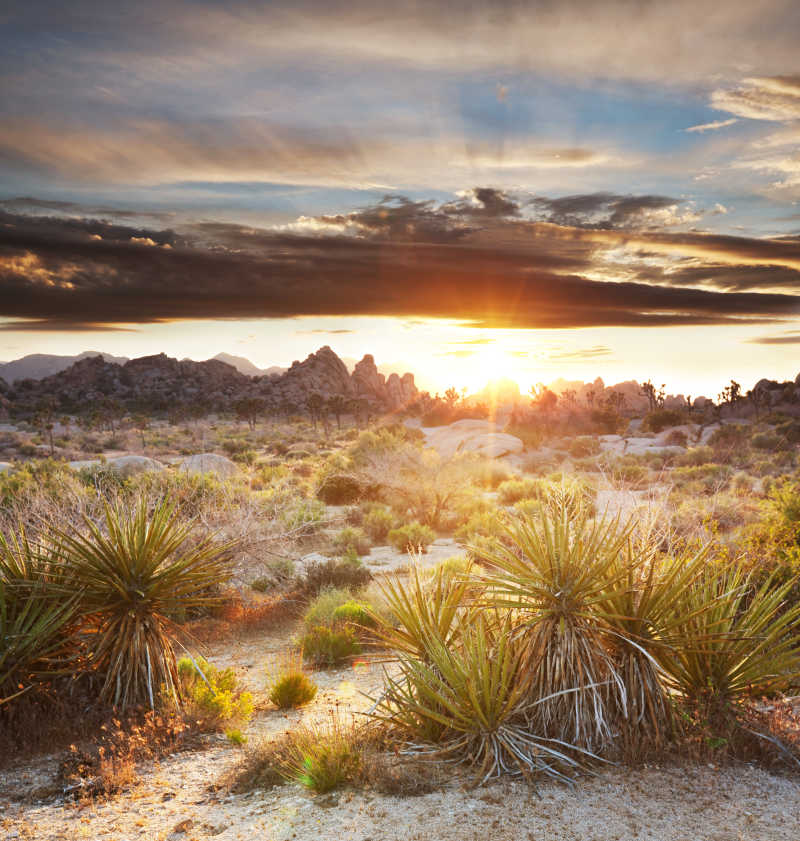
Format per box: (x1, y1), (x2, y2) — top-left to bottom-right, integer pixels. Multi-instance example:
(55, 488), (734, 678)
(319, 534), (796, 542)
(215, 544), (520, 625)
(267, 654), (318, 709)
(228, 711), (441, 796)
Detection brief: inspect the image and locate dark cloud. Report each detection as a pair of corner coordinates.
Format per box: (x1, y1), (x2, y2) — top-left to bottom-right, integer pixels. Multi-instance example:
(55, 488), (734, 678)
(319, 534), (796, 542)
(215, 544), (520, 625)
(531, 192), (686, 229)
(1, 200), (799, 331)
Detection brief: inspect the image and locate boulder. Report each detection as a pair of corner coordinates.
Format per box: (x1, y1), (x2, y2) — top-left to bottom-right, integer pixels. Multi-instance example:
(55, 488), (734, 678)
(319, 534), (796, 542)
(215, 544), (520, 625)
(106, 455), (166, 477)
(0, 462), (12, 474)
(423, 419), (524, 460)
(178, 453), (238, 479)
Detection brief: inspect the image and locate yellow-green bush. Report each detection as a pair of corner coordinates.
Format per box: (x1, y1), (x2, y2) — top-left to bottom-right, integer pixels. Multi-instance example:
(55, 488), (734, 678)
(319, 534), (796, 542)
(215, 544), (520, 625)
(177, 657), (254, 728)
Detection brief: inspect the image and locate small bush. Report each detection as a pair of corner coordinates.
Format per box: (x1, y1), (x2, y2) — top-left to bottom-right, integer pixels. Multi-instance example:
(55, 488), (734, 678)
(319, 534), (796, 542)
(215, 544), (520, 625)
(303, 587), (355, 629)
(316, 473), (367, 505)
(642, 409), (685, 433)
(332, 526), (370, 557)
(568, 436), (601, 458)
(250, 558), (296, 592)
(226, 729), (248, 746)
(496, 477), (541, 505)
(177, 657), (254, 729)
(300, 625), (361, 667)
(363, 506), (396, 542)
(268, 670), (318, 709)
(387, 522), (435, 553)
(331, 599), (376, 632)
(664, 429), (688, 447)
(675, 446), (714, 467)
(229, 713), (368, 793)
(300, 557), (372, 596)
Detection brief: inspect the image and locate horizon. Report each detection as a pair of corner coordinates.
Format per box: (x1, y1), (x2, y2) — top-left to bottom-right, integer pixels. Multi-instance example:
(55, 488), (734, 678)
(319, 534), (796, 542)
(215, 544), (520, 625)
(2, 2), (800, 396)
(2, 341), (796, 400)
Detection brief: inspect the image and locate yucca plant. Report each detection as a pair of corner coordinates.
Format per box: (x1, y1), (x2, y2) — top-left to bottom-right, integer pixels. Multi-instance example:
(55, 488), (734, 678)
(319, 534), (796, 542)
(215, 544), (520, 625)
(481, 503), (634, 751)
(368, 560), (473, 660)
(377, 611), (598, 785)
(658, 563), (800, 718)
(56, 497), (234, 709)
(0, 528), (79, 704)
(600, 541), (713, 754)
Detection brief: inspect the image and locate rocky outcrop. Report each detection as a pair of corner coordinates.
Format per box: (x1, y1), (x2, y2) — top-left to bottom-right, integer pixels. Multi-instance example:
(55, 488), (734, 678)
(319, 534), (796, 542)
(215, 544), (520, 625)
(7, 345), (418, 416)
(106, 455), (166, 477)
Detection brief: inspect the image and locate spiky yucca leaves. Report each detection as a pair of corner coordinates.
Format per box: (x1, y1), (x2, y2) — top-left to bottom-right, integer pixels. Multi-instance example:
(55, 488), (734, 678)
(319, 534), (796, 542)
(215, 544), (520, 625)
(481, 503), (634, 751)
(600, 542), (712, 755)
(659, 564), (800, 717)
(377, 610), (598, 785)
(369, 560), (473, 660)
(56, 497), (233, 709)
(0, 530), (78, 704)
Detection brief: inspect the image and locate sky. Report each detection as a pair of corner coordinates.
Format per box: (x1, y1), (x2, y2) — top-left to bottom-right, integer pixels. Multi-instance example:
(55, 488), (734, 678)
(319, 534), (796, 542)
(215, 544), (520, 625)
(1, 0), (800, 396)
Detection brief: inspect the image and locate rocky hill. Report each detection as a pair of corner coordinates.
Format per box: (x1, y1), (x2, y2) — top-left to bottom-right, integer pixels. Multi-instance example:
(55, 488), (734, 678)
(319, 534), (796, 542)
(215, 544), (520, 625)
(6, 346), (418, 415)
(0, 351), (130, 384)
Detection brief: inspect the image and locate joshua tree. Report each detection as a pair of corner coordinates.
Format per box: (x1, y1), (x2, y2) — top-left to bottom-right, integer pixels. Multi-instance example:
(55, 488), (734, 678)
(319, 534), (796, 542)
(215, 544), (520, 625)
(640, 379), (665, 412)
(530, 384), (558, 415)
(233, 396), (266, 431)
(306, 392), (324, 430)
(327, 394), (348, 429)
(32, 399), (56, 456)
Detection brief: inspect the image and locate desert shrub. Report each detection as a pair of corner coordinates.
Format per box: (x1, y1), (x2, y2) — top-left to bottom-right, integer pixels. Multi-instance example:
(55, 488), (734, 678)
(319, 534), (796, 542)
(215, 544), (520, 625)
(177, 656), (254, 728)
(316, 472), (369, 505)
(471, 459), (513, 489)
(674, 446), (714, 467)
(300, 625), (361, 667)
(363, 505), (396, 542)
(230, 713), (368, 793)
(227, 729), (247, 745)
(664, 429), (688, 447)
(568, 436), (601, 457)
(267, 659), (318, 709)
(496, 477), (541, 505)
(303, 587), (354, 630)
(300, 557), (372, 596)
(642, 409), (685, 433)
(708, 424), (751, 461)
(59, 498), (233, 709)
(282, 499), (327, 535)
(250, 558), (296, 592)
(331, 599), (376, 632)
(751, 432), (785, 451)
(672, 463), (732, 494)
(776, 419), (800, 444)
(332, 526), (370, 556)
(606, 455), (647, 484)
(387, 521), (435, 553)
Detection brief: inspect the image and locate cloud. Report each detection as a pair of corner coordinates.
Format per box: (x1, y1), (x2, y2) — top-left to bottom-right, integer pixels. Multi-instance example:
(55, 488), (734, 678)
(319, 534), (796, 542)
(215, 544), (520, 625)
(684, 118), (739, 133)
(1, 198), (799, 332)
(547, 346), (613, 360)
(530, 193), (699, 229)
(746, 331), (800, 344)
(711, 76), (800, 121)
(295, 328), (355, 335)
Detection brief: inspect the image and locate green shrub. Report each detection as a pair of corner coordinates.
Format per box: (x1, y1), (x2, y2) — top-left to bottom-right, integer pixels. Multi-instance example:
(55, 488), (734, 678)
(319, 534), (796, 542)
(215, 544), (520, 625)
(300, 625), (361, 667)
(363, 506), (396, 542)
(316, 473), (367, 505)
(250, 558), (296, 592)
(496, 478), (541, 505)
(331, 599), (376, 631)
(568, 436), (601, 458)
(674, 446), (714, 467)
(751, 432), (784, 451)
(226, 729), (248, 746)
(387, 522), (435, 553)
(282, 500), (327, 535)
(642, 409), (685, 433)
(177, 656), (254, 728)
(301, 557), (372, 596)
(332, 526), (370, 557)
(303, 587), (355, 630)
